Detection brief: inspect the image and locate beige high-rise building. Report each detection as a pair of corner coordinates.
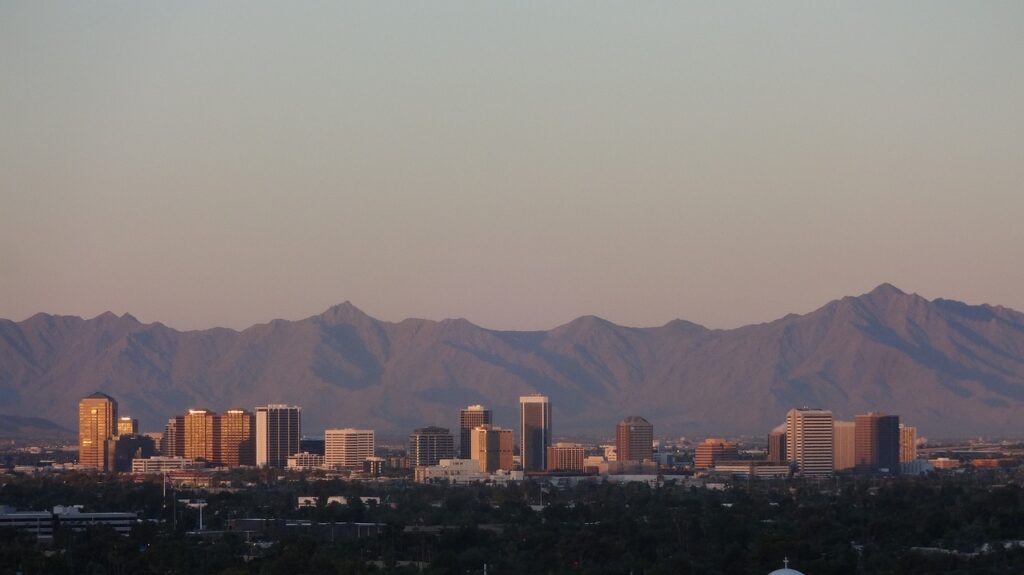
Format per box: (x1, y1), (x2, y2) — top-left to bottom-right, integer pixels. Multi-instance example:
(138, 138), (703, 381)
(470, 425), (514, 472)
(458, 405), (492, 459)
(900, 424), (918, 463)
(183, 409), (219, 463)
(117, 417), (138, 436)
(162, 416), (185, 457)
(220, 409), (255, 466)
(767, 426), (787, 464)
(520, 395), (551, 472)
(547, 442), (585, 472)
(693, 438), (739, 469)
(79, 392), (118, 470)
(325, 428), (375, 469)
(833, 421), (855, 471)
(615, 416), (654, 462)
(786, 408), (834, 477)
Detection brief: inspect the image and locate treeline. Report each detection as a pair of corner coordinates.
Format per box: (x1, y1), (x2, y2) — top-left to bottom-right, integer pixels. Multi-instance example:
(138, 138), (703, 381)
(2, 472), (1024, 574)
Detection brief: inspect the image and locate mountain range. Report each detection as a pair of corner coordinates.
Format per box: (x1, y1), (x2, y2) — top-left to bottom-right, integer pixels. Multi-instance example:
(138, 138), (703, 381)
(2, 284), (1023, 439)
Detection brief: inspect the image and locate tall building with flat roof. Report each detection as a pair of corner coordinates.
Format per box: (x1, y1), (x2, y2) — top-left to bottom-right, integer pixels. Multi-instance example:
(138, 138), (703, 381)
(767, 427), (786, 464)
(900, 424), (918, 463)
(470, 425), (514, 473)
(325, 428), (375, 469)
(117, 417), (138, 436)
(833, 421), (856, 471)
(520, 395), (551, 472)
(616, 416), (654, 463)
(458, 405), (492, 459)
(693, 438), (739, 469)
(855, 412), (900, 474)
(220, 409), (255, 466)
(786, 408), (834, 477)
(256, 405), (301, 468)
(547, 443), (585, 472)
(183, 409), (219, 463)
(162, 416), (185, 457)
(409, 426), (455, 467)
(79, 392), (118, 470)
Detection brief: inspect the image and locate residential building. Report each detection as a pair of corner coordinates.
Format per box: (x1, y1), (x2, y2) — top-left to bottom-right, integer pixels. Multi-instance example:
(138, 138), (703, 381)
(786, 408), (834, 477)
(325, 429), (375, 469)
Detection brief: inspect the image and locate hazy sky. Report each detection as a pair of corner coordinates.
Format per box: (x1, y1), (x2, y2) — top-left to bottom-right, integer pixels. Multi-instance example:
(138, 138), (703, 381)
(1, 2), (1022, 331)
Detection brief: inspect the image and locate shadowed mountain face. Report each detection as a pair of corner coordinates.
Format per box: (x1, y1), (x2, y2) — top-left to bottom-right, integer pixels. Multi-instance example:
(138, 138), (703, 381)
(2, 285), (1023, 438)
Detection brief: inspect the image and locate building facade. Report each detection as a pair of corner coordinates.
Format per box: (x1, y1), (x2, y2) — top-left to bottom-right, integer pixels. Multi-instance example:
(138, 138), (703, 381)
(520, 395), (551, 472)
(547, 443), (585, 472)
(220, 409), (255, 466)
(854, 412), (900, 474)
(470, 425), (514, 472)
(693, 438), (739, 469)
(900, 424), (918, 463)
(615, 416), (654, 462)
(767, 427), (787, 464)
(325, 428), (375, 469)
(256, 404), (301, 468)
(79, 392), (118, 470)
(458, 405), (493, 459)
(117, 417), (138, 436)
(183, 409), (219, 463)
(786, 408), (834, 477)
(408, 426), (455, 467)
(833, 420), (856, 471)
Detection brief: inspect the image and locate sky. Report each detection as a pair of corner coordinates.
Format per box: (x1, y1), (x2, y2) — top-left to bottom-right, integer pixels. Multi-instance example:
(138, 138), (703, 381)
(1, 2), (1022, 332)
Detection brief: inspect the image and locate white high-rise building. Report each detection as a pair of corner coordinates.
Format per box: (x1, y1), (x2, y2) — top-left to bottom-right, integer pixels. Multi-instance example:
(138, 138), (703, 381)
(325, 428), (375, 469)
(255, 405), (301, 468)
(786, 408), (834, 477)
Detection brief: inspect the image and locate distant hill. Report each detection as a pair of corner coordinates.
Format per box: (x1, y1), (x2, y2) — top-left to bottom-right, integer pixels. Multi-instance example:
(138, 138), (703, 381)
(2, 284), (1023, 438)
(0, 415), (74, 441)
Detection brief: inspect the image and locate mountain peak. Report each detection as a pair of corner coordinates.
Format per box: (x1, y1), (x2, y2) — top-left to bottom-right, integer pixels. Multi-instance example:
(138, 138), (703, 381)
(319, 301), (372, 324)
(866, 283), (906, 298)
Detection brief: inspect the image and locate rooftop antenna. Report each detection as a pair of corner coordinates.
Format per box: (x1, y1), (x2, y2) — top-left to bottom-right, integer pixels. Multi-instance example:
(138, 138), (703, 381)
(784, 557), (790, 568)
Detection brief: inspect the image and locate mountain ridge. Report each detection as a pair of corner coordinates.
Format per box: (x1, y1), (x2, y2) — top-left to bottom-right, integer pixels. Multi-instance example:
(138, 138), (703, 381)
(2, 284), (1023, 438)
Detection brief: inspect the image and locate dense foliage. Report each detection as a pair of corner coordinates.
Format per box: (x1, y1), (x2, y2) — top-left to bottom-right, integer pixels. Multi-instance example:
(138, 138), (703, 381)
(2, 472), (1024, 574)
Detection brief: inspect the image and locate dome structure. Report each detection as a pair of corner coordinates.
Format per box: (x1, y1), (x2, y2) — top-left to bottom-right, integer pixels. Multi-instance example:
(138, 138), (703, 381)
(767, 558), (805, 575)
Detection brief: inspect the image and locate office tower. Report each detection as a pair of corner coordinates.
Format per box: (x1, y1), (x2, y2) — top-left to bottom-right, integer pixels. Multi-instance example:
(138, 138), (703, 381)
(786, 408), (834, 477)
(79, 392), (118, 470)
(520, 395), (551, 472)
(255, 404), (301, 468)
(767, 426), (787, 464)
(899, 424), (918, 463)
(470, 425), (514, 473)
(325, 428), (375, 469)
(855, 412), (900, 474)
(117, 417), (138, 436)
(615, 416), (654, 462)
(547, 443), (585, 472)
(220, 409), (255, 466)
(833, 421), (856, 471)
(162, 416), (185, 457)
(183, 409), (219, 463)
(459, 405), (492, 459)
(408, 426), (455, 467)
(105, 434), (156, 472)
(300, 437), (326, 456)
(693, 438), (739, 469)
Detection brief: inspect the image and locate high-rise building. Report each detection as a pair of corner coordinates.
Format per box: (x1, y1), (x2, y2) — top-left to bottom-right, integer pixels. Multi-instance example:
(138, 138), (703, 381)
(833, 421), (856, 471)
(615, 416), (654, 462)
(693, 438), (739, 469)
(767, 426), (787, 464)
(79, 392), (118, 470)
(117, 417), (138, 436)
(855, 412), (900, 474)
(255, 405), (301, 468)
(162, 416), (185, 457)
(408, 426), (455, 467)
(458, 405), (492, 459)
(325, 428), (375, 469)
(220, 409), (255, 466)
(520, 395), (551, 472)
(786, 408), (834, 477)
(105, 434), (156, 472)
(183, 409), (219, 463)
(470, 425), (514, 473)
(900, 424), (918, 463)
(547, 443), (585, 472)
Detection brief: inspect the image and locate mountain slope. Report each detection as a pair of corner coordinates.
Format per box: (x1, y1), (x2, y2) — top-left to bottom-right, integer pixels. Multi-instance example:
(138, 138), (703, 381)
(1, 285), (1023, 437)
